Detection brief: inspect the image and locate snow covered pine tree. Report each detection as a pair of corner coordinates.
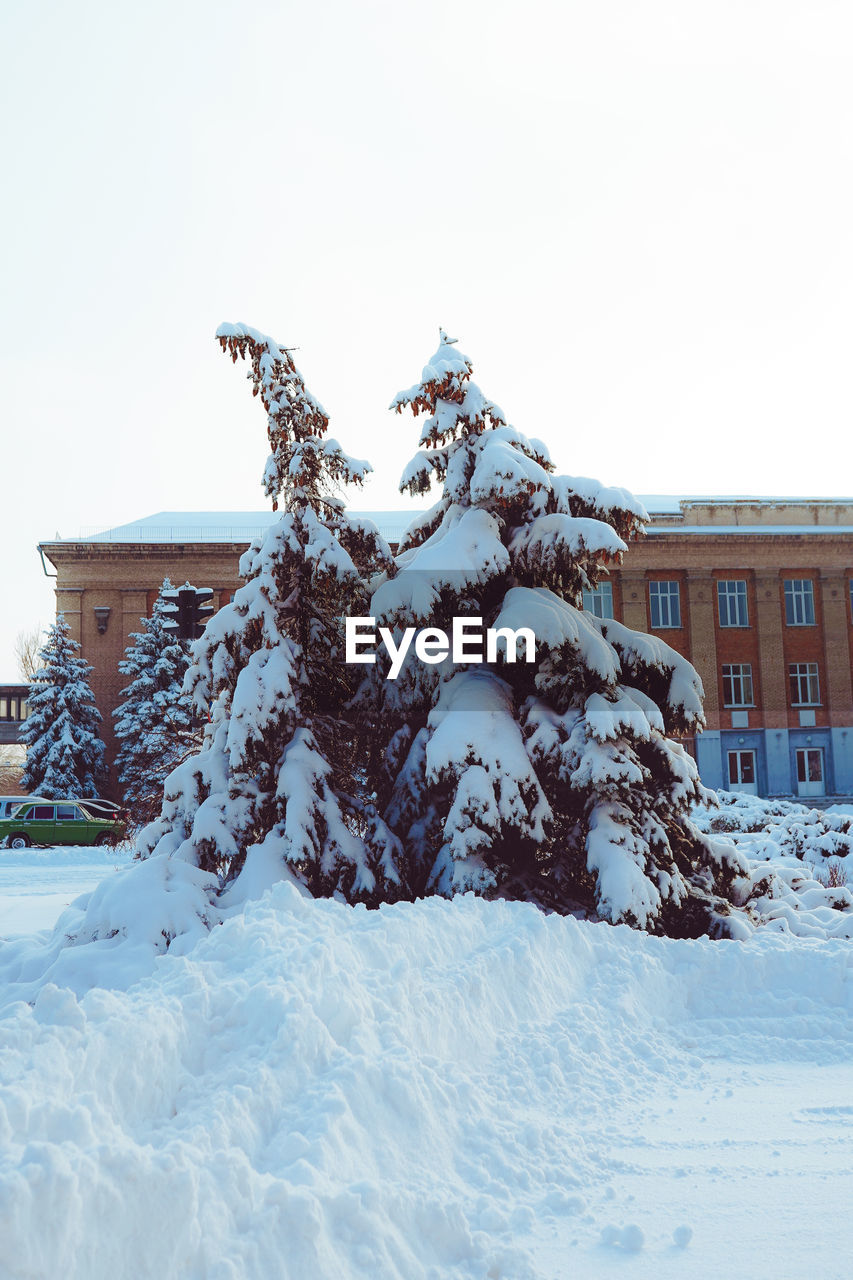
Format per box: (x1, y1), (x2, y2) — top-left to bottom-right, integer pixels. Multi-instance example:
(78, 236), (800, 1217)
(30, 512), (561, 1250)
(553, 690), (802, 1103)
(362, 331), (745, 937)
(113, 579), (198, 829)
(20, 614), (107, 799)
(137, 324), (397, 904)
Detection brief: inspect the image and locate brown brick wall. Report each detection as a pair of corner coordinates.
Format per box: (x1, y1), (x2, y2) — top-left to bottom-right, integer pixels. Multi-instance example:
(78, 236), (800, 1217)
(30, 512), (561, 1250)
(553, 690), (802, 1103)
(685, 573), (719, 727)
(821, 572), (853, 728)
(777, 571), (826, 728)
(712, 572), (761, 731)
(645, 570), (691, 659)
(40, 522), (853, 798)
(41, 542), (245, 796)
(625, 535), (853, 742)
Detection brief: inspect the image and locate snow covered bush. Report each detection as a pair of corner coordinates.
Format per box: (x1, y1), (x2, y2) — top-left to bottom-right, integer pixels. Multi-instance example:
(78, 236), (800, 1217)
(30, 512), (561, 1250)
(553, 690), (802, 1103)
(689, 791), (853, 936)
(136, 324), (397, 906)
(112, 579), (199, 829)
(359, 331), (746, 936)
(693, 790), (802, 834)
(20, 615), (106, 798)
(694, 792), (853, 884)
(815, 861), (848, 888)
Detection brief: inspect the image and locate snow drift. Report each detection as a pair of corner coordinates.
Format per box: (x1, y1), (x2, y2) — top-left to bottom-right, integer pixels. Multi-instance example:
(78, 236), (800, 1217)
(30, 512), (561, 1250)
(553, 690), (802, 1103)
(2, 886), (853, 1279)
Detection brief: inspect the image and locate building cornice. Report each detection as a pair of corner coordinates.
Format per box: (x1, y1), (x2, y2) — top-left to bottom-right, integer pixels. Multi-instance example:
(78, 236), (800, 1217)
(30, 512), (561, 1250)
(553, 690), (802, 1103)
(39, 541), (253, 567)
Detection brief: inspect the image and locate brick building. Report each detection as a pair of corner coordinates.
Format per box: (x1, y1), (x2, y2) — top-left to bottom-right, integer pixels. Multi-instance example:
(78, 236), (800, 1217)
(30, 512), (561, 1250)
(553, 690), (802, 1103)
(0, 685), (29, 747)
(38, 499), (853, 801)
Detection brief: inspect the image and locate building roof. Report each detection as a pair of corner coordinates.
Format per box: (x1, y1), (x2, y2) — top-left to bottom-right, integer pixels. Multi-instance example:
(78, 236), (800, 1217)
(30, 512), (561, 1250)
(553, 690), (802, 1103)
(646, 524), (853, 536)
(73, 511), (420, 545)
(640, 494), (853, 513)
(58, 496), (853, 547)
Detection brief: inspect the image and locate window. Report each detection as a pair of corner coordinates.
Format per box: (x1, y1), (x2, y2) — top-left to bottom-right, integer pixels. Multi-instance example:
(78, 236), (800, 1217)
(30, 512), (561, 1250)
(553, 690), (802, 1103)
(31, 805), (55, 821)
(784, 579), (815, 626)
(717, 580), (749, 627)
(722, 663), (754, 707)
(649, 580), (681, 628)
(56, 805), (80, 820)
(582, 581), (614, 619)
(0, 696), (27, 720)
(789, 662), (820, 706)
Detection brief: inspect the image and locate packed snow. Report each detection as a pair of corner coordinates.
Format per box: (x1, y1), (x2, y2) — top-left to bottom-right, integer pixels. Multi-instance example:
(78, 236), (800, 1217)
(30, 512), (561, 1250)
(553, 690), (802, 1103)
(0, 846), (132, 937)
(2, 801), (853, 1278)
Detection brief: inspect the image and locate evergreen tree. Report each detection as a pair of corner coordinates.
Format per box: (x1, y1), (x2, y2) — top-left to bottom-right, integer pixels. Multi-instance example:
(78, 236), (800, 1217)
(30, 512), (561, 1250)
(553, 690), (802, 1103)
(363, 331), (744, 936)
(138, 323), (398, 904)
(113, 579), (198, 828)
(20, 615), (106, 798)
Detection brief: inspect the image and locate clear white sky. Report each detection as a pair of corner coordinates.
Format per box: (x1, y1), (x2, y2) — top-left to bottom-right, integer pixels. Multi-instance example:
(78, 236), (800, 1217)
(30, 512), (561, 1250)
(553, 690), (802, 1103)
(2, 0), (851, 679)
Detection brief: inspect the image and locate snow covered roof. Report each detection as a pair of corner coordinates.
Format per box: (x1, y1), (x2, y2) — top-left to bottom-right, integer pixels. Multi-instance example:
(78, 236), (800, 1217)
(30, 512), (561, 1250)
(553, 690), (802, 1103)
(73, 511), (422, 545)
(64, 497), (853, 546)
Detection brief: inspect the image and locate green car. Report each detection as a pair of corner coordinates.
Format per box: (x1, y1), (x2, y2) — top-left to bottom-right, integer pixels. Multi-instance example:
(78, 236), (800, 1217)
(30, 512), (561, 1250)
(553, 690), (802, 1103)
(0, 801), (127, 849)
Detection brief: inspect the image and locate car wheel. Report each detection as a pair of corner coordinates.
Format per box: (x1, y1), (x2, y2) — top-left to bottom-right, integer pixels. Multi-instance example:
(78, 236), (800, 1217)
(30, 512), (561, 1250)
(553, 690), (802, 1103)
(9, 834), (30, 850)
(96, 832), (115, 847)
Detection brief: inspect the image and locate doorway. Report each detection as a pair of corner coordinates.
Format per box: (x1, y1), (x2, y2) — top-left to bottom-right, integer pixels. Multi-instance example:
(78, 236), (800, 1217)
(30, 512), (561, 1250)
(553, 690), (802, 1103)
(727, 749), (757, 795)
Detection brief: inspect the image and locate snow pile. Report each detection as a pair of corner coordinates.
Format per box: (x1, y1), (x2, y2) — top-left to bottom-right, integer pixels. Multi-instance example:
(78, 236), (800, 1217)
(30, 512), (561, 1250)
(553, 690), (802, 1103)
(3, 887), (853, 1279)
(7, 795), (853, 1006)
(0, 853), (219, 1003)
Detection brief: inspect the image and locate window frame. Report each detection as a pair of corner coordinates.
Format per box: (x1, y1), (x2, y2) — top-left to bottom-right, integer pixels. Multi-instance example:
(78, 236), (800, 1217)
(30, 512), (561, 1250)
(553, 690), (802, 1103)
(717, 579), (749, 628)
(722, 663), (755, 708)
(784, 579), (816, 627)
(582, 581), (614, 619)
(648, 580), (682, 629)
(788, 661), (821, 707)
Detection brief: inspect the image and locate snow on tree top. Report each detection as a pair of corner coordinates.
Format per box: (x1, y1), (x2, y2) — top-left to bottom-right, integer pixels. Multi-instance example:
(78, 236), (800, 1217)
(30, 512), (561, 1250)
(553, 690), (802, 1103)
(389, 331), (474, 410)
(414, 384), (507, 446)
(215, 321), (289, 355)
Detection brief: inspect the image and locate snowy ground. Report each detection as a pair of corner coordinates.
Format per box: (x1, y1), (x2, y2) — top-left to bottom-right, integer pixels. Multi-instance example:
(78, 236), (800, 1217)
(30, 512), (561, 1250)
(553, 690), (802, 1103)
(0, 845), (132, 937)
(3, 822), (853, 1279)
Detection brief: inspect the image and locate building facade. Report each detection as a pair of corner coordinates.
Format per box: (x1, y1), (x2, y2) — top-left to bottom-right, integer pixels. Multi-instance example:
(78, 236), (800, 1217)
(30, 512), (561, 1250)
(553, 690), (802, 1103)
(38, 500), (853, 801)
(0, 685), (30, 747)
(606, 497), (853, 800)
